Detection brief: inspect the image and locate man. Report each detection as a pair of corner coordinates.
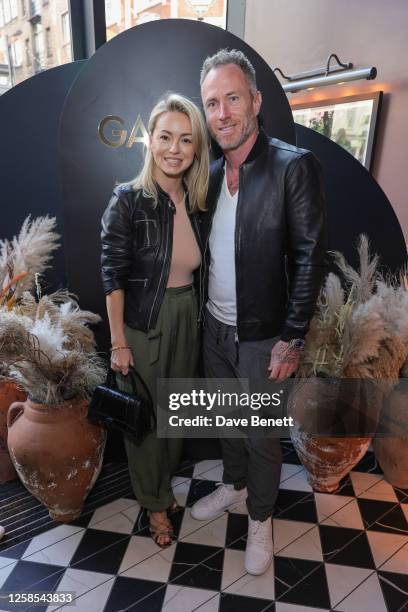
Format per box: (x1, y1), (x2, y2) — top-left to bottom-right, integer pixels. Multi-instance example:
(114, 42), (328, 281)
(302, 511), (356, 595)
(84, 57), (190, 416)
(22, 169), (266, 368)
(190, 49), (327, 576)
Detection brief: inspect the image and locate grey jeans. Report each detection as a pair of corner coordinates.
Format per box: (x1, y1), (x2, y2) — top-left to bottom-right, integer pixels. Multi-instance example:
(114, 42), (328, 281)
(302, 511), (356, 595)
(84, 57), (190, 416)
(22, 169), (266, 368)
(203, 309), (282, 521)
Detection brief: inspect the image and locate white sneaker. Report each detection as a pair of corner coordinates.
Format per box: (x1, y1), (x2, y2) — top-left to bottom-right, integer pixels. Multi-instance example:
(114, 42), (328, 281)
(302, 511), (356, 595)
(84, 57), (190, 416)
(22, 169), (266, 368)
(245, 516), (273, 575)
(191, 483), (247, 520)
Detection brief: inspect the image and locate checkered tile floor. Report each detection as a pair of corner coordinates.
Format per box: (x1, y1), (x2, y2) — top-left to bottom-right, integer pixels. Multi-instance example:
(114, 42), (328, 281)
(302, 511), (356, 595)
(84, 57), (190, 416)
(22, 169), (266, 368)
(0, 442), (407, 611)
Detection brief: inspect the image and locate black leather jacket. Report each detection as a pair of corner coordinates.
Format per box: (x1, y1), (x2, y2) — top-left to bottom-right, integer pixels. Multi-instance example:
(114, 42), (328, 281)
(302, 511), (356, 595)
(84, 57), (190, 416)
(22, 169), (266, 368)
(199, 128), (327, 342)
(101, 184), (202, 331)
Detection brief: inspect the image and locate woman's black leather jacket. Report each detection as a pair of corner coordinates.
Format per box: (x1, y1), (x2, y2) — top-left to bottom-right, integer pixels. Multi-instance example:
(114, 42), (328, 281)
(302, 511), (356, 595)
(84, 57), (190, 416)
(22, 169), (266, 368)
(101, 184), (202, 331)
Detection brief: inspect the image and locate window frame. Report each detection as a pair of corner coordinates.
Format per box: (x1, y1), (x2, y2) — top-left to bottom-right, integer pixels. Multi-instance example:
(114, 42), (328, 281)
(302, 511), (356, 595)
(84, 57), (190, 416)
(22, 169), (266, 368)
(68, 0), (244, 61)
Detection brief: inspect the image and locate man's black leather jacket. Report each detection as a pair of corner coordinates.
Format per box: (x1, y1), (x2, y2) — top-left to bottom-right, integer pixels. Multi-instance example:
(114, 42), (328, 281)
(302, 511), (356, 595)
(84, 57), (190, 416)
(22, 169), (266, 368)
(199, 128), (328, 342)
(101, 184), (202, 331)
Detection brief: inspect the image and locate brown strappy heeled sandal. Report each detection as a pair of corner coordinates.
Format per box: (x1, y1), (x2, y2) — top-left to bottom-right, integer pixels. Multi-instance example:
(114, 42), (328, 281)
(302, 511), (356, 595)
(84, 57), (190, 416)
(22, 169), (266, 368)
(148, 512), (174, 549)
(167, 498), (182, 515)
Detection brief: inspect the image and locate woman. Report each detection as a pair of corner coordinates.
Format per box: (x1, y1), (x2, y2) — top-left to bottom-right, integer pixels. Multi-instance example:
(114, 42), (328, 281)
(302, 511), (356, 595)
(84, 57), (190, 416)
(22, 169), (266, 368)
(101, 93), (208, 547)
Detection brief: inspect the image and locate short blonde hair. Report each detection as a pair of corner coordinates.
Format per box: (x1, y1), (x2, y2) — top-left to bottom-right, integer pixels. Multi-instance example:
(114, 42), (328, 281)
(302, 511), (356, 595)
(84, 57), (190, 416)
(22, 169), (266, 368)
(131, 93), (209, 212)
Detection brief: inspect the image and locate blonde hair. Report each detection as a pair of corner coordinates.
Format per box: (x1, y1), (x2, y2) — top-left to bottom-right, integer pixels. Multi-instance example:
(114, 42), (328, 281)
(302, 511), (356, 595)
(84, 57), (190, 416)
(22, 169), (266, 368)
(131, 93), (209, 212)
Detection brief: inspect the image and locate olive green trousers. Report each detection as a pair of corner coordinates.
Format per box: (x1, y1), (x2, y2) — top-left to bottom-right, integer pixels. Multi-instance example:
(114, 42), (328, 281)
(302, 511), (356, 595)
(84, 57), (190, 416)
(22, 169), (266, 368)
(118, 285), (199, 511)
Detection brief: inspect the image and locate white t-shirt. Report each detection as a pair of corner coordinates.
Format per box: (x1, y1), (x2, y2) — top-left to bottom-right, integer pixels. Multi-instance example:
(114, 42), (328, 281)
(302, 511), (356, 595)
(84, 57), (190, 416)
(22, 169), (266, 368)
(207, 169), (238, 325)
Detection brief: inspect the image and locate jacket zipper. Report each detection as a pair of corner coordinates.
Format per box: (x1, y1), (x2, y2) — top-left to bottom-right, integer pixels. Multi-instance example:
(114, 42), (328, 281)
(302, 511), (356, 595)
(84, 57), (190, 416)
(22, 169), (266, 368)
(184, 195), (203, 317)
(147, 198), (174, 330)
(189, 211), (203, 326)
(234, 165), (244, 344)
(199, 168), (225, 324)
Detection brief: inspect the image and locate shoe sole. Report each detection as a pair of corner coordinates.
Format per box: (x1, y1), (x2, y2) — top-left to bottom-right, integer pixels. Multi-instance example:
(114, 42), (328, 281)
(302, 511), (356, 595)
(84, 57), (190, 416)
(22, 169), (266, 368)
(245, 555), (273, 576)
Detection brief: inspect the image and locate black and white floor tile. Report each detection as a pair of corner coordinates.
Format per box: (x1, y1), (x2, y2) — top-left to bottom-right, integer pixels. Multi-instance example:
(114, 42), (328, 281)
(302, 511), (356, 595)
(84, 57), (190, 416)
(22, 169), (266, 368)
(0, 442), (407, 612)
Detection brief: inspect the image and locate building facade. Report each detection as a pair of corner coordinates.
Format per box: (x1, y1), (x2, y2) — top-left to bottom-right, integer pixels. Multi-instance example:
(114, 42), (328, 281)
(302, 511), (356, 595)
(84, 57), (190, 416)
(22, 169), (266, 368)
(0, 0), (226, 92)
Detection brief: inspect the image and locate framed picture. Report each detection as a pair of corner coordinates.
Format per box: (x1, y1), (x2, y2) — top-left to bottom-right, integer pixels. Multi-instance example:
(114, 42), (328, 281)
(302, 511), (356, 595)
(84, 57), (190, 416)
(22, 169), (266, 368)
(291, 91), (383, 172)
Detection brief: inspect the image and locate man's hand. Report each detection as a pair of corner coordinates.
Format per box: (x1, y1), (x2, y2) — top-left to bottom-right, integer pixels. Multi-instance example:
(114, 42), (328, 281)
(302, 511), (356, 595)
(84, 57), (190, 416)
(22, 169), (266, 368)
(268, 340), (301, 381)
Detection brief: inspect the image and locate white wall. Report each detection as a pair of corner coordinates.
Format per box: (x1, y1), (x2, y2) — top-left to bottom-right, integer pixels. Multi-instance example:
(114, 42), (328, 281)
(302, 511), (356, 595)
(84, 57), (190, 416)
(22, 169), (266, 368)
(244, 0), (408, 241)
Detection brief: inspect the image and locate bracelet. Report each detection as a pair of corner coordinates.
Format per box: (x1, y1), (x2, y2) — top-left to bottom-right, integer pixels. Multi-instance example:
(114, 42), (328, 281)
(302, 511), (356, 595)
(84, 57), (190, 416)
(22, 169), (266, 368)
(110, 346), (132, 352)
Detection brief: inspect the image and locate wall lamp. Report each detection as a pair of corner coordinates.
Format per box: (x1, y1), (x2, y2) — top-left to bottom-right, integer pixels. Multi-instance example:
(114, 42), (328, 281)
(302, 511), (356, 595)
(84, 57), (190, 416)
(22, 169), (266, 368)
(274, 53), (377, 93)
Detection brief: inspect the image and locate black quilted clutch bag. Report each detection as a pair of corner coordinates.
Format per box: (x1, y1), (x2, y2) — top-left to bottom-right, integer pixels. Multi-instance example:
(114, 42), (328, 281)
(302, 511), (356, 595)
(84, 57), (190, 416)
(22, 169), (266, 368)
(88, 367), (155, 443)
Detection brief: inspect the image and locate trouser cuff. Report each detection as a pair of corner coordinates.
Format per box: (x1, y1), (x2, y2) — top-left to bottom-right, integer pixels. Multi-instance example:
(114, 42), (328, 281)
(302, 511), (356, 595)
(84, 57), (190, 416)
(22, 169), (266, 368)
(247, 499), (272, 522)
(223, 476), (246, 491)
(234, 481), (247, 491)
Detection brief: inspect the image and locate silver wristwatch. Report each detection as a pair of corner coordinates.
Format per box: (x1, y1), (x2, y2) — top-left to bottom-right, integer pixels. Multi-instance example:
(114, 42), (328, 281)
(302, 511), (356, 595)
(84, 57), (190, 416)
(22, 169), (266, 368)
(287, 338), (306, 351)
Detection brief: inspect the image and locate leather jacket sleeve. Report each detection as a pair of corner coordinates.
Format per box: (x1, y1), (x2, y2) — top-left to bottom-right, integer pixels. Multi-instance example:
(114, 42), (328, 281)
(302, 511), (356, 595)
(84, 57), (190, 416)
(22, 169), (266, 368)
(281, 152), (328, 341)
(101, 187), (133, 295)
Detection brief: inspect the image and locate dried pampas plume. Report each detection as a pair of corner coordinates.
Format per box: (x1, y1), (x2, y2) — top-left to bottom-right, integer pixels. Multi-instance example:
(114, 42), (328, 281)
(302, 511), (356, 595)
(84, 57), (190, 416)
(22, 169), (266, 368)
(300, 234), (408, 384)
(329, 234), (379, 305)
(299, 273), (347, 376)
(0, 291), (105, 403)
(0, 215), (60, 303)
(0, 313), (106, 403)
(17, 290), (101, 352)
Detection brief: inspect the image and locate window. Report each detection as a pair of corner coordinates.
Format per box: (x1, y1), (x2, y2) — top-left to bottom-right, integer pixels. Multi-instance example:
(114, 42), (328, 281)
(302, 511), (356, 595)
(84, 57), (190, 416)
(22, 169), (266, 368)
(105, 0), (121, 26)
(3, 0), (11, 23)
(10, 0), (18, 19)
(0, 2), (72, 90)
(10, 38), (22, 65)
(61, 10), (70, 45)
(25, 37), (30, 64)
(33, 21), (44, 69)
(134, 0), (161, 13)
(45, 26), (51, 57)
(1, 0), (19, 23)
(105, 0), (227, 41)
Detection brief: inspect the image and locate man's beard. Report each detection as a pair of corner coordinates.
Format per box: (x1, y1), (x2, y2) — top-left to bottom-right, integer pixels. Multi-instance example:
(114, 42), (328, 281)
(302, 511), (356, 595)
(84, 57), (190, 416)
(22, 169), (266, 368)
(213, 115), (258, 152)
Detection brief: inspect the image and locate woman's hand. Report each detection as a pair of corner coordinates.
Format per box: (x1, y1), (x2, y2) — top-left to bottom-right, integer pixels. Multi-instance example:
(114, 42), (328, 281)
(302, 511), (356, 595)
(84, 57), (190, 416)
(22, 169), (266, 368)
(111, 347), (134, 376)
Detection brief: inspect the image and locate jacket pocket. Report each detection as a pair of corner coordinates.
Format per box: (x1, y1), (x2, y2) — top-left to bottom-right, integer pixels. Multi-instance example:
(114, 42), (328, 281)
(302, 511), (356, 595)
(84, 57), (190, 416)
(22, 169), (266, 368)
(127, 277), (148, 287)
(133, 219), (158, 250)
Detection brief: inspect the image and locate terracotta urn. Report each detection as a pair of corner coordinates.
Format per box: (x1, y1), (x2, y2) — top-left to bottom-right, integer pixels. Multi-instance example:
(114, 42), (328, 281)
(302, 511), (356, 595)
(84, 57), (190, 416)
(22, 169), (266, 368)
(373, 383), (408, 488)
(7, 396), (106, 522)
(0, 380), (26, 482)
(287, 377), (381, 493)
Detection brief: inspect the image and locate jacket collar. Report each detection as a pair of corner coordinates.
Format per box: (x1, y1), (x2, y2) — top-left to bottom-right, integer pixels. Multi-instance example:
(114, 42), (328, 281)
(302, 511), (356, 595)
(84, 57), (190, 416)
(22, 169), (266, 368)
(207, 127), (269, 210)
(212, 125), (269, 168)
(244, 126), (269, 164)
(155, 180), (192, 213)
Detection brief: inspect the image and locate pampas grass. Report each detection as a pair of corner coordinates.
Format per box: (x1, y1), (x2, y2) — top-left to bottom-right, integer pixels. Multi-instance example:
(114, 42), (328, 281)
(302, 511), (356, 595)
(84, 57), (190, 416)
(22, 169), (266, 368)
(299, 234), (408, 386)
(0, 216), (105, 402)
(9, 348), (106, 405)
(0, 316), (106, 404)
(0, 291), (105, 404)
(17, 290), (101, 352)
(0, 215), (60, 303)
(330, 235), (379, 305)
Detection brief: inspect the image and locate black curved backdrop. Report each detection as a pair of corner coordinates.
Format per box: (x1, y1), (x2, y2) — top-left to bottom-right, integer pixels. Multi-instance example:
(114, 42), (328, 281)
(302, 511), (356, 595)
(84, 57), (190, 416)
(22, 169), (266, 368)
(0, 61), (86, 291)
(60, 18), (296, 350)
(295, 124), (407, 273)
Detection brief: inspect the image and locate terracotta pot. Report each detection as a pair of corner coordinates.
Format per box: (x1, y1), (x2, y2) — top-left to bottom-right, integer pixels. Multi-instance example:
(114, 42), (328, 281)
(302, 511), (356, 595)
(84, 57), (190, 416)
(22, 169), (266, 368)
(287, 377), (381, 493)
(373, 384), (408, 488)
(7, 397), (106, 522)
(0, 380), (26, 482)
